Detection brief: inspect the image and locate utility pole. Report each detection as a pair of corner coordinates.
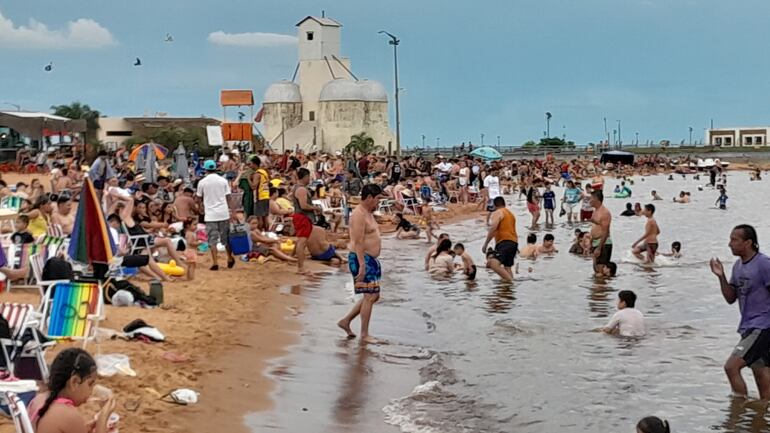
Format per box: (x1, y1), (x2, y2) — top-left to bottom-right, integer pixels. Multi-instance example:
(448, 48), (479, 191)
(379, 31), (401, 156)
(481, 133), (485, 146)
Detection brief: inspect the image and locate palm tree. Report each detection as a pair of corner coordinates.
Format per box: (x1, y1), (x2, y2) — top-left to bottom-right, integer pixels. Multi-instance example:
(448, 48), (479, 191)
(50, 101), (101, 144)
(345, 132), (382, 155)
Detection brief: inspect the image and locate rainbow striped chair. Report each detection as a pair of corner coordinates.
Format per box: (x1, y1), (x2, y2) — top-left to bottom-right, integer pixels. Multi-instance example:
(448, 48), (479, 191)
(41, 281), (103, 349)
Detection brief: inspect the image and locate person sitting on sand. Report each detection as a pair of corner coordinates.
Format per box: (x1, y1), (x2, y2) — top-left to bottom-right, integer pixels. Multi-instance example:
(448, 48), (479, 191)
(428, 238), (455, 277)
(453, 243), (476, 280)
(394, 212), (420, 239)
(602, 290), (646, 337)
(247, 216), (297, 263)
(651, 190), (663, 200)
(27, 348), (116, 433)
(307, 224), (348, 265)
(518, 233), (538, 259)
(660, 241), (682, 258)
(424, 233), (450, 270)
(536, 233), (558, 255)
(636, 416), (670, 433)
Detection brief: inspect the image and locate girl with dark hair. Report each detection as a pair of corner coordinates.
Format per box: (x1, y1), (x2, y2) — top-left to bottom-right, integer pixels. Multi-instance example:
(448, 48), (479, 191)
(637, 416), (670, 433)
(428, 238), (455, 276)
(27, 348), (116, 432)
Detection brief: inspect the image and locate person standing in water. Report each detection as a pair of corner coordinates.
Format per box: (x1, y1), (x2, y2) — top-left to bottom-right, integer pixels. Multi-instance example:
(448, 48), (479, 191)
(631, 204), (660, 263)
(482, 196), (518, 282)
(710, 224), (770, 399)
(338, 184), (385, 344)
(589, 190), (613, 275)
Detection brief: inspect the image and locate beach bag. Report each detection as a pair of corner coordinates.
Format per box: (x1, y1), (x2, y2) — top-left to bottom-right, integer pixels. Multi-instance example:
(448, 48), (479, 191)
(228, 223), (252, 255)
(104, 279), (157, 306)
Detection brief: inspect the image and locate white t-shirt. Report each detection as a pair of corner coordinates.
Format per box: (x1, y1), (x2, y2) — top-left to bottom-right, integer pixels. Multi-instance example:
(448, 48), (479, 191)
(437, 162), (452, 173)
(196, 173), (231, 222)
(484, 175), (501, 199)
(605, 308), (646, 337)
(458, 167), (469, 186)
(429, 254), (455, 276)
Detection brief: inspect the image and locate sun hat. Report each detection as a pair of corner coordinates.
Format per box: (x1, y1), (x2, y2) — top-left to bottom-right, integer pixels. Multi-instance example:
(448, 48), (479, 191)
(203, 160), (217, 170)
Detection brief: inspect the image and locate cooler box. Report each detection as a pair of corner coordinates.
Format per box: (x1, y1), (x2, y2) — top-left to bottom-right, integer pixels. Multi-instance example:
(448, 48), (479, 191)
(228, 224), (252, 255)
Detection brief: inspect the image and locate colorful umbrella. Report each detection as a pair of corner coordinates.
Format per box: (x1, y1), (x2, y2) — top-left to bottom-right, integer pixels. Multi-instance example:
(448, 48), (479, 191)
(470, 146), (503, 161)
(129, 142), (169, 162)
(68, 178), (115, 264)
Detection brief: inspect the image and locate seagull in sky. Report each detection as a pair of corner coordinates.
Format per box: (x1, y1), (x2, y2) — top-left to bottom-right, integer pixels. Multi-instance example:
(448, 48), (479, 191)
(44, 62), (53, 72)
(134, 57), (142, 66)
(165, 33), (174, 42)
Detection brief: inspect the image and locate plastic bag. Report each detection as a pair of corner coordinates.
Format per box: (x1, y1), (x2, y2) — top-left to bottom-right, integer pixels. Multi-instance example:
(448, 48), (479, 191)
(96, 354), (136, 377)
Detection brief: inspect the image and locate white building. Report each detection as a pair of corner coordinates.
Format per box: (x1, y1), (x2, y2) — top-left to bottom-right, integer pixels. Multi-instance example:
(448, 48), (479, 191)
(262, 16), (394, 154)
(706, 127), (770, 147)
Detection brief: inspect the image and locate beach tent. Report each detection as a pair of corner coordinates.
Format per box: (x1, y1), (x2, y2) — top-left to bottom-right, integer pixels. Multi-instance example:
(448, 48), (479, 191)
(600, 150), (635, 165)
(174, 144), (190, 182)
(470, 146), (503, 161)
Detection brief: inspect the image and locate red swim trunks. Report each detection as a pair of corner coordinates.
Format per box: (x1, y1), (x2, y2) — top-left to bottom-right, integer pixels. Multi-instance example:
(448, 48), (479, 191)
(292, 213), (313, 238)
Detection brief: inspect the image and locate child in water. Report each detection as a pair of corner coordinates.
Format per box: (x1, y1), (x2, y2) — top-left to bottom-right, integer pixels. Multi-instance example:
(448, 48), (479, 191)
(602, 290), (646, 337)
(716, 187), (728, 210)
(453, 243), (477, 280)
(636, 416), (670, 433)
(660, 241), (682, 258)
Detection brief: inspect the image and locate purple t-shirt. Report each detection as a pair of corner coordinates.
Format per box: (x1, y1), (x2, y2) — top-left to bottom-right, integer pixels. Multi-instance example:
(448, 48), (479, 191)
(730, 252), (770, 334)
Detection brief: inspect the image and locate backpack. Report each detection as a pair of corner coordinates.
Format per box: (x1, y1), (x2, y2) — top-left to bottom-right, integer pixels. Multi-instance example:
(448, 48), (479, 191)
(104, 279), (158, 306)
(42, 257), (73, 281)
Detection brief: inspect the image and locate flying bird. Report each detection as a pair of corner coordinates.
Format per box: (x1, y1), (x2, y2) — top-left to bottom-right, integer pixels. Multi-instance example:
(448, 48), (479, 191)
(44, 62), (53, 72)
(237, 112), (246, 121)
(164, 33), (174, 43)
(134, 57), (142, 66)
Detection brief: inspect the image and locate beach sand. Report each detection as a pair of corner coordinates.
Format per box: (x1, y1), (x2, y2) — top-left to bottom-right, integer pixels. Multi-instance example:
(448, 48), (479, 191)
(0, 171), (484, 432)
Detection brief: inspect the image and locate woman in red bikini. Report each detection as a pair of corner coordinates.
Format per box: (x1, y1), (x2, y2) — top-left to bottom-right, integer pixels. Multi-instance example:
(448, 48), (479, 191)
(27, 348), (116, 433)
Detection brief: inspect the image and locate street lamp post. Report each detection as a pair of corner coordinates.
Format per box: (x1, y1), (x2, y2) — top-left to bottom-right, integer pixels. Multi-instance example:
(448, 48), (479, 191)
(617, 120), (622, 148)
(689, 126), (693, 145)
(421, 134), (425, 149)
(604, 117), (610, 148)
(436, 137), (440, 148)
(635, 132), (639, 146)
(497, 135), (501, 149)
(545, 112), (552, 137)
(481, 133), (484, 146)
(379, 31), (401, 156)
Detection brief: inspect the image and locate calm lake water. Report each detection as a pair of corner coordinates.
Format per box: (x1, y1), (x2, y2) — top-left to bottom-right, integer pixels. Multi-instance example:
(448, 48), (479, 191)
(248, 173), (770, 433)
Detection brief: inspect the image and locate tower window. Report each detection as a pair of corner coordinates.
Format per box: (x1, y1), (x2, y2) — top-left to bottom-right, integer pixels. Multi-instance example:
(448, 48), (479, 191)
(309, 111), (315, 121)
(306, 32), (314, 41)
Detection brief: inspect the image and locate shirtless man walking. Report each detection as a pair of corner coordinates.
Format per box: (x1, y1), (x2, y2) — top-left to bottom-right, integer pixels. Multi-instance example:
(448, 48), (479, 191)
(337, 184), (385, 344)
(481, 196), (518, 282)
(631, 204), (660, 263)
(589, 190), (613, 275)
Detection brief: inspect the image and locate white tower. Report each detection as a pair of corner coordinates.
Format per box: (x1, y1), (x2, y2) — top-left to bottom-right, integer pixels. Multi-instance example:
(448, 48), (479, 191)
(295, 16), (353, 122)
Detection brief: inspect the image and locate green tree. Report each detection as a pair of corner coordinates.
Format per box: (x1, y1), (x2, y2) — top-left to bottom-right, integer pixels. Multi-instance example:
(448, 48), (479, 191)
(345, 132), (383, 155)
(522, 140), (537, 147)
(50, 101), (101, 142)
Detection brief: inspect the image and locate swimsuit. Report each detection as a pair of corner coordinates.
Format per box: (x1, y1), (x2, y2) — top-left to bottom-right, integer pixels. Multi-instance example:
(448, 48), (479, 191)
(31, 397), (75, 427)
(592, 238), (613, 266)
(348, 252), (381, 294)
(312, 245), (337, 261)
(645, 242), (658, 256)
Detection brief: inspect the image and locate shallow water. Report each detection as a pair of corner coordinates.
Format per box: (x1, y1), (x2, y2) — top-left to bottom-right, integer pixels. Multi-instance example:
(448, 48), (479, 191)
(248, 173), (770, 433)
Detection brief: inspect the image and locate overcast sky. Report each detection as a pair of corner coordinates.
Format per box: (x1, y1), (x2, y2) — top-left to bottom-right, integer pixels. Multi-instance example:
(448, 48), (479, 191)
(2, 0), (770, 147)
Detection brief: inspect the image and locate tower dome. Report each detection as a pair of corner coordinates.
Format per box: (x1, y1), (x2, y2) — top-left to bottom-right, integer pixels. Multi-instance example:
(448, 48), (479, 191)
(264, 80), (302, 103)
(358, 80), (388, 102)
(319, 78), (365, 101)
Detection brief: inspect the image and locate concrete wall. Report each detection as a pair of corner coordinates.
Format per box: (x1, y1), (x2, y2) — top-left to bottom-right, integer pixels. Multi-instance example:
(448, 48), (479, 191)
(319, 101), (393, 153)
(297, 20), (341, 61)
(298, 58), (352, 121)
(97, 117), (134, 148)
(263, 102), (303, 144)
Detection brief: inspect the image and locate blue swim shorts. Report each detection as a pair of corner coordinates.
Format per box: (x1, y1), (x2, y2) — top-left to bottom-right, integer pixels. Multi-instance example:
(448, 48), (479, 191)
(348, 252), (381, 294)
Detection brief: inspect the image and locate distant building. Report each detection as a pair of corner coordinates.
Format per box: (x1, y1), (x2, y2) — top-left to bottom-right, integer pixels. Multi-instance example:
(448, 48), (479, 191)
(97, 116), (220, 149)
(706, 127), (770, 147)
(262, 15), (394, 154)
(0, 111), (86, 159)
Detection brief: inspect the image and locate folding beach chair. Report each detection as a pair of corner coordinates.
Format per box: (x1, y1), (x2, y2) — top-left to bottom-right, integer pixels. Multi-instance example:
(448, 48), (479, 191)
(5, 244), (46, 292)
(29, 254), (69, 300)
(4, 391), (35, 433)
(121, 222), (152, 256)
(376, 199), (394, 215)
(0, 303), (48, 381)
(40, 281), (103, 349)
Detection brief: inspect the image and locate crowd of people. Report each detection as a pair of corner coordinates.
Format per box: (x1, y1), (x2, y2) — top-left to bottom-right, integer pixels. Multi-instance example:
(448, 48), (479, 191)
(0, 143), (765, 433)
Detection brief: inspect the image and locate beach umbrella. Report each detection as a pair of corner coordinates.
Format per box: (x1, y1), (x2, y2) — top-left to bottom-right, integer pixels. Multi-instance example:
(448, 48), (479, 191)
(68, 178), (115, 264)
(174, 144), (189, 181)
(470, 146), (503, 161)
(128, 142), (169, 162)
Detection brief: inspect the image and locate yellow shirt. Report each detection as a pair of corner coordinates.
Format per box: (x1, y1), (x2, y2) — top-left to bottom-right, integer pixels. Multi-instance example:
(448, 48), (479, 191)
(28, 215), (48, 239)
(276, 197), (294, 212)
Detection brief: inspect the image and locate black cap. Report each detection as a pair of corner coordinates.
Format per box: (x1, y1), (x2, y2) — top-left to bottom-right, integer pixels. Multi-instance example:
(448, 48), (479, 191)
(361, 184), (384, 200)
